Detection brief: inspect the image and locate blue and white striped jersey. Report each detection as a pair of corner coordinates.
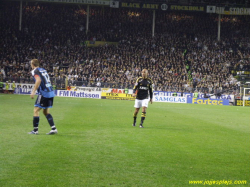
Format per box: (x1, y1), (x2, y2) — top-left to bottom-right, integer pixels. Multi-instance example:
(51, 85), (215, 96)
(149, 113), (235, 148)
(31, 67), (55, 98)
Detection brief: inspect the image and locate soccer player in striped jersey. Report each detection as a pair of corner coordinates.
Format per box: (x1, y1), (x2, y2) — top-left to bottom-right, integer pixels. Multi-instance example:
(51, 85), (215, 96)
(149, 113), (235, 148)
(132, 69), (153, 128)
(28, 59), (58, 135)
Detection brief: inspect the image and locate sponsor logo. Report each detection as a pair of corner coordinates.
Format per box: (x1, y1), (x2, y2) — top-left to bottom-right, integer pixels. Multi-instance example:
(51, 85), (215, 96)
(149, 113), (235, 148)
(139, 86), (148, 90)
(161, 4), (168, 11)
(101, 92), (135, 100)
(235, 99), (250, 106)
(188, 98), (229, 105)
(121, 3), (159, 9)
(154, 96), (186, 103)
(170, 5), (204, 11)
(57, 90), (100, 99)
(101, 88), (111, 92)
(193, 98), (223, 105)
(78, 87), (101, 92)
(111, 89), (124, 93)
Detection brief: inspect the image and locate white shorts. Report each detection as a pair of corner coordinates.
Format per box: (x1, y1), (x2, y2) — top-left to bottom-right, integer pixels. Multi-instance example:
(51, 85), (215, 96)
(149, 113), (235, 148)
(134, 99), (149, 108)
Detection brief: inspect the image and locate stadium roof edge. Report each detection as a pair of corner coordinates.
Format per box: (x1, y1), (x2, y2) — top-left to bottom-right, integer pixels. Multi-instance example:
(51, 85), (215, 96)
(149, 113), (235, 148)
(1, 0), (111, 6)
(1, 0), (111, 1)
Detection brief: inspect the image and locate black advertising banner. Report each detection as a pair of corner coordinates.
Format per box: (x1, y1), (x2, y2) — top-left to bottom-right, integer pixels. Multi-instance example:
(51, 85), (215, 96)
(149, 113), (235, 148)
(120, 2), (167, 10)
(235, 99), (250, 106)
(170, 5), (205, 12)
(206, 6), (250, 15)
(120, 2), (205, 12)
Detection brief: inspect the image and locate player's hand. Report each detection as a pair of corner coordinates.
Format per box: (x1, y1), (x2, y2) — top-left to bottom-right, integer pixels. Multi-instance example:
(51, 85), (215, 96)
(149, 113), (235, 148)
(150, 99), (153, 104)
(132, 93), (136, 97)
(30, 92), (35, 99)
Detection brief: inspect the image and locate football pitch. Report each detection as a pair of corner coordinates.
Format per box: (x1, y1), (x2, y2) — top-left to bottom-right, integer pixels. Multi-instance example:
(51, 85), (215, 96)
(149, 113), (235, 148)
(0, 94), (249, 187)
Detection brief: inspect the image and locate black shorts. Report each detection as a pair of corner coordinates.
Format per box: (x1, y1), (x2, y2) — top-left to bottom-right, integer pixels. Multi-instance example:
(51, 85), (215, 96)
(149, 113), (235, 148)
(35, 95), (54, 109)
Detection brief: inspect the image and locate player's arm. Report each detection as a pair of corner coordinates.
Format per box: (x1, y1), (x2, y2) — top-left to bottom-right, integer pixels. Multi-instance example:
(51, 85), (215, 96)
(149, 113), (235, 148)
(149, 80), (153, 104)
(30, 75), (41, 99)
(132, 78), (139, 97)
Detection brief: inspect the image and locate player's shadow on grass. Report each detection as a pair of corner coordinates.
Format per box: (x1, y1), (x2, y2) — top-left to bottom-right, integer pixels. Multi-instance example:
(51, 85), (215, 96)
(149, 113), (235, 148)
(29, 132), (85, 137)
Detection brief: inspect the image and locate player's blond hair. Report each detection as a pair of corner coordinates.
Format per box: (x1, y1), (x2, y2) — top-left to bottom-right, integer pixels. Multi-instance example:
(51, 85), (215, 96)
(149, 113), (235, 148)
(31, 59), (39, 67)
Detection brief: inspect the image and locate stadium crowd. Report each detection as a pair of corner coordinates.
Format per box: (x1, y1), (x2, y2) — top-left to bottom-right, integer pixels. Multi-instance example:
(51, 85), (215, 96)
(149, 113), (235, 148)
(1, 2), (250, 94)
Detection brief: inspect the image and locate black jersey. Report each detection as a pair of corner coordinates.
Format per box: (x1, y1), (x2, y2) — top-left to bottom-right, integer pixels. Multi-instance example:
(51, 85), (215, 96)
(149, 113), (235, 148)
(133, 77), (153, 100)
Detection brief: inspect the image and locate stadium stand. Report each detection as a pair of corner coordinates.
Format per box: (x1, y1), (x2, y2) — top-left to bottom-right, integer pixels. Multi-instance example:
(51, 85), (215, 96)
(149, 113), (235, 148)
(0, 1), (250, 95)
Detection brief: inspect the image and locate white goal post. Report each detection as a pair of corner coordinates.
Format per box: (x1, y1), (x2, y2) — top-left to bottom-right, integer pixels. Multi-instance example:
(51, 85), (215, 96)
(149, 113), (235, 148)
(243, 88), (250, 107)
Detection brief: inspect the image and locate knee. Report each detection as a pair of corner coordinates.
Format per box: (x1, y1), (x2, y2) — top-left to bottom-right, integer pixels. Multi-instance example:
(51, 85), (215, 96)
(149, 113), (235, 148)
(43, 110), (49, 116)
(33, 108), (40, 116)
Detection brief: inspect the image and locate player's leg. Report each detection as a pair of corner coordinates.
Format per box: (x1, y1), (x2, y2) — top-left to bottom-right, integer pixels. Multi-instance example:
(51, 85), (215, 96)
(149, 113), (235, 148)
(28, 107), (41, 134)
(140, 107), (147, 128)
(42, 97), (57, 135)
(43, 108), (57, 134)
(133, 99), (141, 126)
(29, 94), (43, 134)
(139, 99), (149, 128)
(133, 108), (140, 126)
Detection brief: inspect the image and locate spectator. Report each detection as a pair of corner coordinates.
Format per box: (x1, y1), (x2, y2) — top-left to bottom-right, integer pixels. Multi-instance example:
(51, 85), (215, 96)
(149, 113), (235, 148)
(1, 2), (249, 95)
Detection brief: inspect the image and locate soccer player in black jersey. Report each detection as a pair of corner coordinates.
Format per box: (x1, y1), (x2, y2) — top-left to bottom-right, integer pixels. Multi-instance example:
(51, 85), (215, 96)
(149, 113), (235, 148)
(132, 69), (153, 128)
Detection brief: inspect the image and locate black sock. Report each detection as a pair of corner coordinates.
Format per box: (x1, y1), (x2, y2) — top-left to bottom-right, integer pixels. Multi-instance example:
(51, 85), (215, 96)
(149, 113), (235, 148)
(33, 116), (39, 132)
(133, 112), (137, 125)
(46, 114), (56, 130)
(140, 112), (146, 125)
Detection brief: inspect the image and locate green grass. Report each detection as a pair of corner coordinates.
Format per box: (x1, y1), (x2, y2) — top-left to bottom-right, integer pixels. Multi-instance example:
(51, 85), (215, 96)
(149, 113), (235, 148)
(0, 94), (250, 187)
